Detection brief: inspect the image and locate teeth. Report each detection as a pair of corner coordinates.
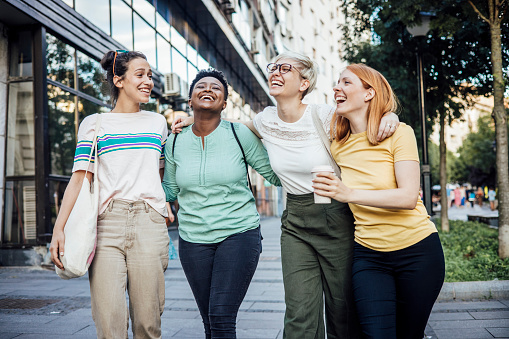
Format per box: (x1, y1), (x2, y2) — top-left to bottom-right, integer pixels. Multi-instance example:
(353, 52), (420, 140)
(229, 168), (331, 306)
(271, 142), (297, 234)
(140, 89), (149, 93)
(200, 95), (214, 101)
(271, 80), (283, 86)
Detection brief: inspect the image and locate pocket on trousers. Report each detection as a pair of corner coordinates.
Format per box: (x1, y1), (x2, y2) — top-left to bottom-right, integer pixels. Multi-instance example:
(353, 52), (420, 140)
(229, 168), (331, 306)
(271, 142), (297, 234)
(148, 206), (166, 224)
(97, 209), (109, 221)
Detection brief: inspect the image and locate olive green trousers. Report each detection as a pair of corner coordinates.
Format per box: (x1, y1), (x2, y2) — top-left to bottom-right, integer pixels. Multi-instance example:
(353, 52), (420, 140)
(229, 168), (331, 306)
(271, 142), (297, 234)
(281, 193), (360, 339)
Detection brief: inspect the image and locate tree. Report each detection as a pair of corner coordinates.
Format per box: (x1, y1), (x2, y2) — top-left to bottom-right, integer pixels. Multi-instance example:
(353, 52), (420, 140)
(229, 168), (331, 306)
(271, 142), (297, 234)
(467, 0), (509, 258)
(337, 0), (501, 233)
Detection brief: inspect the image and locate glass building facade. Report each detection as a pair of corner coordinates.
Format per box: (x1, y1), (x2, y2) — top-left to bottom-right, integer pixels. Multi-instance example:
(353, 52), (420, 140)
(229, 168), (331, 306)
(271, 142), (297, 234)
(0, 0), (280, 249)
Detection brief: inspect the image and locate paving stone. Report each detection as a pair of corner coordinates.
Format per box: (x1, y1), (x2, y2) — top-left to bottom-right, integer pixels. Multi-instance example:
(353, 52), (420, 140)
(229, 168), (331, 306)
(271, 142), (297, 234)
(429, 319), (506, 329)
(433, 328), (494, 338)
(487, 327), (509, 337)
(428, 312), (474, 321)
(433, 300), (507, 311)
(470, 311), (509, 320)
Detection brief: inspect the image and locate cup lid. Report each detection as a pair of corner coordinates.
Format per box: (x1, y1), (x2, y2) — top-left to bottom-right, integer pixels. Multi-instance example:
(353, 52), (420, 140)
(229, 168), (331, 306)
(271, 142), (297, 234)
(311, 165), (334, 173)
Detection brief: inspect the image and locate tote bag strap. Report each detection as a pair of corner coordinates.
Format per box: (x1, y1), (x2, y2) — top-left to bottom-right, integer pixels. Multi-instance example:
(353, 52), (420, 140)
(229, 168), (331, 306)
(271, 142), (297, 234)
(230, 122), (254, 193)
(82, 114), (102, 195)
(310, 106), (342, 179)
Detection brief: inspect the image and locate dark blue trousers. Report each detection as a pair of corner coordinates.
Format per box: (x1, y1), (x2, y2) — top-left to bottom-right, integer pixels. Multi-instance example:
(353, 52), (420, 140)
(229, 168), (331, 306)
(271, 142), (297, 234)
(352, 233), (445, 339)
(179, 227), (261, 339)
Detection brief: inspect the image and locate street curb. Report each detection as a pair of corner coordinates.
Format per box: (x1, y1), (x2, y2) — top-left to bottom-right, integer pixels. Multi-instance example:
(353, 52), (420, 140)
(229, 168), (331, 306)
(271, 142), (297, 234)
(437, 280), (509, 300)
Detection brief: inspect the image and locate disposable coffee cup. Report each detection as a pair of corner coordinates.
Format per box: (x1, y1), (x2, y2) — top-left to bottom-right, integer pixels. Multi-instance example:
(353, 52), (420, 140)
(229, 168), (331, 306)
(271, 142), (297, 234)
(311, 165), (334, 204)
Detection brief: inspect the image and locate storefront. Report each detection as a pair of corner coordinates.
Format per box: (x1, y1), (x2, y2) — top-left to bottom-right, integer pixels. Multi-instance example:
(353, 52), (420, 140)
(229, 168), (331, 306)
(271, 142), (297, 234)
(0, 0), (280, 253)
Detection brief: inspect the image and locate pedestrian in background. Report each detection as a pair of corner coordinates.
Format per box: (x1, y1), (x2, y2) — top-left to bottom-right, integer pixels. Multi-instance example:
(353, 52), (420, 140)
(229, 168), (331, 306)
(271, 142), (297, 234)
(488, 188), (497, 211)
(314, 63), (445, 339)
(162, 68), (280, 339)
(50, 50), (172, 339)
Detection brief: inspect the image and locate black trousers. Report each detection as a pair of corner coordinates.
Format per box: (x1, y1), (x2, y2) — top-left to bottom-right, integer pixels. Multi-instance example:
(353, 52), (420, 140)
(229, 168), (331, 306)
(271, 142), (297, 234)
(352, 232), (445, 339)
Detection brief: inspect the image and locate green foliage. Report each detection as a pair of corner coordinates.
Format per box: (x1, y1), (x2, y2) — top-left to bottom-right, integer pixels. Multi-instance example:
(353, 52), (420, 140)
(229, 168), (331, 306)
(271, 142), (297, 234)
(338, 0), (509, 154)
(428, 141), (459, 186)
(452, 115), (497, 186)
(436, 219), (509, 282)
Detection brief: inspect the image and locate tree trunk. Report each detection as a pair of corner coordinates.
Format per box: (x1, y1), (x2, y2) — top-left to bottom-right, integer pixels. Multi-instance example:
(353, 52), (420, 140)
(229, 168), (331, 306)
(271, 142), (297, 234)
(440, 113), (449, 232)
(490, 20), (509, 258)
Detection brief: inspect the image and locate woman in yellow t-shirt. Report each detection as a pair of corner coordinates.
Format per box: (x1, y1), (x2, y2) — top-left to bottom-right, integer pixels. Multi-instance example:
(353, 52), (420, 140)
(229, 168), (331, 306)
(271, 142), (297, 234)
(313, 63), (445, 339)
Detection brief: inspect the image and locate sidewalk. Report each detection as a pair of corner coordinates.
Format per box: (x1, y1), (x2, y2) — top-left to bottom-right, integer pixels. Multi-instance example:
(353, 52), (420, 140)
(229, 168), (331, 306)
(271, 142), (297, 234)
(0, 217), (508, 338)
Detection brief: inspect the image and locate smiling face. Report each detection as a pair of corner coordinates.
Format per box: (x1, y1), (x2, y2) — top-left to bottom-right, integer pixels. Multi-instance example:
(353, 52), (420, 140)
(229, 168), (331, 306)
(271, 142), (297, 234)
(115, 58), (153, 103)
(268, 58), (309, 99)
(333, 69), (374, 118)
(188, 76), (227, 113)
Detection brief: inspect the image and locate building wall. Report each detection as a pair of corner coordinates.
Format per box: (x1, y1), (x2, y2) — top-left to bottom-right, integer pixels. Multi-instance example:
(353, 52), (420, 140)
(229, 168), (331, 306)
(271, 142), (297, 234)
(0, 22), (8, 240)
(275, 0), (347, 105)
(430, 96), (494, 155)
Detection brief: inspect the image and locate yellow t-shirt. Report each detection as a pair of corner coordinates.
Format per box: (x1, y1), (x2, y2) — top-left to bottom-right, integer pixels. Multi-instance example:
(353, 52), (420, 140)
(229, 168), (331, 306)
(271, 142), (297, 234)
(330, 123), (437, 252)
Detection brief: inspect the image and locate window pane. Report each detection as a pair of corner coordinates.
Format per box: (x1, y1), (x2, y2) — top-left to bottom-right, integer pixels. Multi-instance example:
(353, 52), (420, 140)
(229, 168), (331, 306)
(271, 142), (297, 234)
(46, 34), (75, 88)
(3, 180), (37, 245)
(6, 82), (35, 176)
(49, 179), (69, 229)
(187, 44), (197, 67)
(140, 96), (158, 112)
(156, 12), (170, 41)
(48, 84), (77, 176)
(198, 54), (209, 70)
(188, 63), (197, 84)
(171, 48), (187, 82)
(75, 0), (110, 35)
(157, 35), (171, 74)
(171, 26), (186, 56)
(9, 31), (32, 77)
(77, 51), (110, 103)
(134, 13), (156, 66)
(78, 98), (110, 122)
(111, 0), (133, 50)
(133, 0), (155, 27)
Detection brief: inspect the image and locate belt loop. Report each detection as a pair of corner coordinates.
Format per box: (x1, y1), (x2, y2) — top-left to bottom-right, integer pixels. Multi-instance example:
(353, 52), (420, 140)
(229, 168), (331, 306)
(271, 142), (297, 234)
(144, 201), (149, 213)
(109, 200), (114, 211)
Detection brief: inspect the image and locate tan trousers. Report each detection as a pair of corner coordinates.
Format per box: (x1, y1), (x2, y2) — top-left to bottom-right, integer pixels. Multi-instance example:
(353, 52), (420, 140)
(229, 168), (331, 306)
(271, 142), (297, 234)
(89, 200), (170, 339)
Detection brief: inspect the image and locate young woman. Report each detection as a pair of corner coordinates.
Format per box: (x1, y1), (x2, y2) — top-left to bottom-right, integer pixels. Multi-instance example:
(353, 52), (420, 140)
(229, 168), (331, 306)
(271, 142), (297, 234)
(313, 63), (445, 339)
(162, 68), (280, 339)
(173, 52), (400, 339)
(50, 50), (171, 339)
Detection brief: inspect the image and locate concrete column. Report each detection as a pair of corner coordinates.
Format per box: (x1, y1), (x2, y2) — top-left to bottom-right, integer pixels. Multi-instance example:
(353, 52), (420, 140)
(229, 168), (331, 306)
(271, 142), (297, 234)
(0, 23), (8, 240)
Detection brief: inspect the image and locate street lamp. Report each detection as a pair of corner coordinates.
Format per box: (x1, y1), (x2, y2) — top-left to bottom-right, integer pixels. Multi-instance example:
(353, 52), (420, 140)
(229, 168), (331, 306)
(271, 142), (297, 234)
(406, 12), (433, 215)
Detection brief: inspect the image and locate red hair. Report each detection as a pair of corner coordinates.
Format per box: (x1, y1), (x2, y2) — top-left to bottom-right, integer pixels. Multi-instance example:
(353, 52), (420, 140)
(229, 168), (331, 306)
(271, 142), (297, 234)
(331, 64), (399, 145)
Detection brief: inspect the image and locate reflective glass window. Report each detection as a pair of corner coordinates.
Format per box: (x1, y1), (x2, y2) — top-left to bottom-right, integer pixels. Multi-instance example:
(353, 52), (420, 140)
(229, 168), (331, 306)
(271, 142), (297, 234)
(187, 44), (197, 67)
(9, 31), (32, 77)
(171, 26), (187, 56)
(75, 0), (110, 34)
(141, 96), (158, 112)
(46, 34), (75, 88)
(111, 0), (133, 50)
(134, 13), (156, 66)
(133, 0), (155, 27)
(198, 54), (209, 70)
(6, 82), (35, 176)
(78, 98), (110, 122)
(77, 51), (110, 102)
(3, 180), (37, 244)
(49, 179), (69, 228)
(188, 63), (198, 84)
(171, 48), (187, 82)
(157, 35), (171, 74)
(47, 84), (77, 176)
(156, 12), (170, 41)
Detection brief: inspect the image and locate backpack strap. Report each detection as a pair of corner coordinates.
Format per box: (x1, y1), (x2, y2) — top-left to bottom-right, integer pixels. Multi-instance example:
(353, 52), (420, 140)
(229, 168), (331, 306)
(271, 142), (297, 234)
(172, 133), (178, 157)
(230, 122), (253, 192)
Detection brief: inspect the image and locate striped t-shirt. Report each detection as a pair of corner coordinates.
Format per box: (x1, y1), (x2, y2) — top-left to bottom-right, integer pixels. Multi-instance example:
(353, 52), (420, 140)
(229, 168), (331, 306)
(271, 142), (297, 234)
(72, 111), (168, 216)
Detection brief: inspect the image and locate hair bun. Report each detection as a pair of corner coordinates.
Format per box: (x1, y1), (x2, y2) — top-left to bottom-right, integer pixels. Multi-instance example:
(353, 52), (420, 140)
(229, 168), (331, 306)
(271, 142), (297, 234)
(100, 50), (117, 71)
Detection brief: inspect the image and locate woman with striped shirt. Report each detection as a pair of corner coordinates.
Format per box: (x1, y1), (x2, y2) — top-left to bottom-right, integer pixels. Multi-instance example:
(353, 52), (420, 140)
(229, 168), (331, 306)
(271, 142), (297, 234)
(50, 50), (171, 339)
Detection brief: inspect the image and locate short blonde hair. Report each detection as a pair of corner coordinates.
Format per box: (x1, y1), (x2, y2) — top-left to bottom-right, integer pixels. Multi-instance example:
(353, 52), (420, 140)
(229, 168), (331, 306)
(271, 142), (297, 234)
(273, 51), (318, 98)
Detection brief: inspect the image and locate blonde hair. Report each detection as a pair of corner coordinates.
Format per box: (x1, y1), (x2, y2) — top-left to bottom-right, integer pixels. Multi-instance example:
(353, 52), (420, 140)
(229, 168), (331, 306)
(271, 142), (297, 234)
(331, 63), (399, 145)
(273, 51), (318, 98)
